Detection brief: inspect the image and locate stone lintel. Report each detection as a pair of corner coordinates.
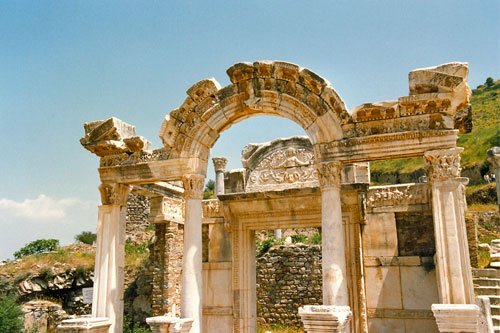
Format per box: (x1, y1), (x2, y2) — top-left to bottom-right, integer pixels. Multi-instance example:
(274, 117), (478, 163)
(56, 317), (111, 332)
(98, 158), (205, 184)
(431, 304), (480, 332)
(318, 130), (458, 162)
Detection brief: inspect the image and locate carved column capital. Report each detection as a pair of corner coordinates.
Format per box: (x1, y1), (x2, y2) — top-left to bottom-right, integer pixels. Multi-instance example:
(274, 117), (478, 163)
(182, 174), (205, 200)
(212, 157), (228, 173)
(424, 147), (463, 182)
(487, 147), (500, 169)
(317, 161), (342, 188)
(98, 183), (131, 206)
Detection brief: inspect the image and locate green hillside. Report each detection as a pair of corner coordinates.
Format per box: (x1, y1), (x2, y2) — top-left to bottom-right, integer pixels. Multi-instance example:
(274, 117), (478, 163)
(371, 78), (500, 174)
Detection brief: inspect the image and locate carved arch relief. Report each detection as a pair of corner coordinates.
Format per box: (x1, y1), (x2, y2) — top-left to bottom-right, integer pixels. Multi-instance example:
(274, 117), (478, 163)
(159, 61), (348, 161)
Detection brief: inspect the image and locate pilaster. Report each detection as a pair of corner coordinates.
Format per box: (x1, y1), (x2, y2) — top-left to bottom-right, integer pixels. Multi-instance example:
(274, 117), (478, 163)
(425, 148), (478, 331)
(93, 183), (131, 333)
(181, 174), (205, 333)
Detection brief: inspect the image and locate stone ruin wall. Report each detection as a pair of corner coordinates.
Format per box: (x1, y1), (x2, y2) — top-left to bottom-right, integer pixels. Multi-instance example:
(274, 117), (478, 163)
(126, 193), (152, 244)
(256, 244), (322, 328)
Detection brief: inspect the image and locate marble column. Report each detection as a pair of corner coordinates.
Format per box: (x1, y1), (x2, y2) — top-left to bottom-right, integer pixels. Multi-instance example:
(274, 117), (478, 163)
(212, 157), (227, 198)
(487, 147), (500, 212)
(317, 161), (349, 306)
(92, 183), (131, 333)
(181, 175), (205, 333)
(425, 148), (479, 331)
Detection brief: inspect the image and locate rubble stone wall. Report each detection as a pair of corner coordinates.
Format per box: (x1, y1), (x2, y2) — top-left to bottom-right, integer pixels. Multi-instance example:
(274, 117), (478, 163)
(126, 193), (152, 244)
(256, 244), (322, 328)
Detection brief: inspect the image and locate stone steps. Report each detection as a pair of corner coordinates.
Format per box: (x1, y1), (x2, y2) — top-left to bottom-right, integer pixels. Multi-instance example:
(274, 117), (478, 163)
(475, 278), (500, 287)
(474, 268), (500, 331)
(475, 286), (500, 296)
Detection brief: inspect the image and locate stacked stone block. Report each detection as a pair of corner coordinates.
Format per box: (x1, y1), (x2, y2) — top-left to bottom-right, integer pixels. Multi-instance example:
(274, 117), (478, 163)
(256, 244), (322, 328)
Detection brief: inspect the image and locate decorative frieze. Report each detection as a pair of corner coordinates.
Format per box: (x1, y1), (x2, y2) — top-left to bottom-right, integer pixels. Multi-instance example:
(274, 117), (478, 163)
(182, 175), (205, 200)
(98, 183), (131, 206)
(202, 199), (222, 218)
(299, 305), (352, 333)
(424, 147), (463, 181)
(367, 184), (429, 208)
(316, 161), (342, 188)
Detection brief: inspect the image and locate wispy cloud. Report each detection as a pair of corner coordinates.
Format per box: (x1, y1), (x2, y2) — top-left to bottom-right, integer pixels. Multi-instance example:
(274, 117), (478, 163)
(0, 194), (81, 221)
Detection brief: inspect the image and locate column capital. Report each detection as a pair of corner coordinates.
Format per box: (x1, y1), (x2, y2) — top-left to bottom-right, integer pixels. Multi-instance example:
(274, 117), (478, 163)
(424, 147), (463, 182)
(182, 174), (205, 200)
(316, 161), (342, 188)
(212, 157), (228, 173)
(98, 183), (131, 206)
(487, 147), (500, 169)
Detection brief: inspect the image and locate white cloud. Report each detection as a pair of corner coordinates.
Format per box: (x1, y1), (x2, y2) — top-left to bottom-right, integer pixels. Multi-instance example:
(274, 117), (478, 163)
(0, 194), (80, 220)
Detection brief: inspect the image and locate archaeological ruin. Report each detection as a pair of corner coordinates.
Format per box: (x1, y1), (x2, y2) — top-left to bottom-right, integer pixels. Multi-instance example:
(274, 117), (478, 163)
(59, 60), (487, 332)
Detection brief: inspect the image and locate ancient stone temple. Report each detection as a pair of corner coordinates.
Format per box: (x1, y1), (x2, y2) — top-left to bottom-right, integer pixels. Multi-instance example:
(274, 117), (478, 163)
(60, 60), (485, 332)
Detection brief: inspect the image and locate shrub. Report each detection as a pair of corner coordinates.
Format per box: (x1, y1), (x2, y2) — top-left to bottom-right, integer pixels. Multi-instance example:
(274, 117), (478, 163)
(291, 234), (308, 243)
(75, 231), (97, 245)
(203, 179), (215, 199)
(486, 77), (494, 87)
(39, 266), (54, 281)
(256, 237), (284, 257)
(309, 232), (322, 245)
(13, 239), (59, 258)
(0, 295), (24, 332)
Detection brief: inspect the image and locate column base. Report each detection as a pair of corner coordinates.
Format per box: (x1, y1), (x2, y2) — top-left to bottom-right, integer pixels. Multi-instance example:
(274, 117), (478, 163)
(431, 304), (480, 332)
(56, 317), (111, 333)
(146, 315), (194, 333)
(298, 305), (352, 333)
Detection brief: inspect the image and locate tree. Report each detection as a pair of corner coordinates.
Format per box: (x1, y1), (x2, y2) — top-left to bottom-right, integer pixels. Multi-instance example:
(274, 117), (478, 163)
(13, 239), (59, 258)
(0, 296), (23, 332)
(486, 77), (494, 87)
(75, 231), (97, 245)
(203, 179), (215, 199)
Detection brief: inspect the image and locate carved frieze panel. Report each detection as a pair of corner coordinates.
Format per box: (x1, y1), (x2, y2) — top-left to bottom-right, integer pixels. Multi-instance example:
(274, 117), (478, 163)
(366, 184), (429, 209)
(202, 199), (223, 218)
(162, 197), (184, 220)
(246, 146), (319, 191)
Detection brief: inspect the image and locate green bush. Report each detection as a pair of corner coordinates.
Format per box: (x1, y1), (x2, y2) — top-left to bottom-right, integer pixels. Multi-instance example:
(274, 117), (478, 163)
(256, 237), (285, 257)
(39, 266), (54, 281)
(75, 231), (97, 245)
(13, 239), (59, 258)
(309, 232), (322, 245)
(203, 179), (215, 199)
(291, 234), (308, 243)
(0, 295), (24, 332)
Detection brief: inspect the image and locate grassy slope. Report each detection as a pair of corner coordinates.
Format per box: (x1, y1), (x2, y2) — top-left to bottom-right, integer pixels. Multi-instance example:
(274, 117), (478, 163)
(371, 78), (500, 174)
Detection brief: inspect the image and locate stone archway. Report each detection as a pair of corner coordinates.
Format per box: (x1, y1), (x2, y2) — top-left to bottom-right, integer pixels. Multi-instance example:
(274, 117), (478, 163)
(159, 61), (348, 166)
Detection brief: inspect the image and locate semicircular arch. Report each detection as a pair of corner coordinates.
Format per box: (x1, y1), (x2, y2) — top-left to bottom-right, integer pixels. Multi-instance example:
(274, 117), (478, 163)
(159, 60), (350, 162)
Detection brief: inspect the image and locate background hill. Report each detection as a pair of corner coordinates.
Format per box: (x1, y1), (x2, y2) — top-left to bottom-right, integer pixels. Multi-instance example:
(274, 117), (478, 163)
(371, 77), (500, 185)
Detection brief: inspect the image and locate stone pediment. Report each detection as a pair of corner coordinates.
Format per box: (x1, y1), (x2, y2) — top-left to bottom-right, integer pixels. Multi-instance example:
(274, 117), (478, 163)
(241, 136), (319, 192)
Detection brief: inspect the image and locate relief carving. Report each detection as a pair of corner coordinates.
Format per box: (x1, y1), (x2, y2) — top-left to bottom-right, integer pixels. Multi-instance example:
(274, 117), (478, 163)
(367, 184), (429, 208)
(202, 199), (223, 218)
(424, 148), (463, 181)
(246, 147), (319, 191)
(162, 197), (184, 220)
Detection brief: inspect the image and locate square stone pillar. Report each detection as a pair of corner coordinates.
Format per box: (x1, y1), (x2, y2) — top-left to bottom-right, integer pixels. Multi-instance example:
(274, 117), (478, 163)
(92, 183), (131, 333)
(299, 305), (352, 333)
(57, 317), (111, 333)
(181, 175), (205, 333)
(424, 148), (475, 305)
(317, 162), (350, 307)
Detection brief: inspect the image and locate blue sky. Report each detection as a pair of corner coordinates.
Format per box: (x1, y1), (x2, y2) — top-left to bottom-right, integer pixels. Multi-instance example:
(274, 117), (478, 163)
(0, 1), (499, 260)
